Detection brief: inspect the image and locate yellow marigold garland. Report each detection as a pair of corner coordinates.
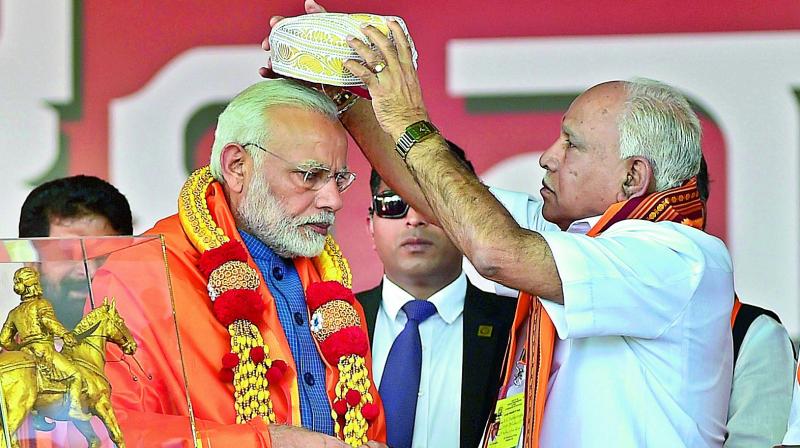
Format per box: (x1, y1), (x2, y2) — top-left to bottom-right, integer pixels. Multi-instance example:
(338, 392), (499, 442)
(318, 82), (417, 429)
(179, 166), (375, 445)
(179, 166), (277, 425)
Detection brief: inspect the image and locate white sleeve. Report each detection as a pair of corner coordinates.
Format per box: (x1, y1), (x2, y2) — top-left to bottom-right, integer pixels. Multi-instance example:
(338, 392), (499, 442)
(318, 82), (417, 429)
(538, 220), (729, 339)
(725, 315), (795, 448)
(462, 187), (558, 297)
(486, 186), (555, 232)
(784, 361), (800, 446)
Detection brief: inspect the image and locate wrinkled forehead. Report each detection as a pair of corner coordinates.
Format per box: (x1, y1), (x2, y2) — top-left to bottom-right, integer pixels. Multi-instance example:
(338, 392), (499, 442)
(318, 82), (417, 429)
(562, 83), (627, 142)
(569, 83), (626, 119)
(265, 106), (349, 169)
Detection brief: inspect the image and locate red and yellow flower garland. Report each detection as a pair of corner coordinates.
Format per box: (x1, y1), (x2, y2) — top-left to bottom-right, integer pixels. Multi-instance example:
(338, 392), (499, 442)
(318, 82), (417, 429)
(178, 166), (375, 446)
(306, 280), (379, 445)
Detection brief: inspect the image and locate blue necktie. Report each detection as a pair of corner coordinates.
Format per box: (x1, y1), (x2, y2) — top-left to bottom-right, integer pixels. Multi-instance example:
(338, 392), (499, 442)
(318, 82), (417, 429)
(379, 300), (438, 448)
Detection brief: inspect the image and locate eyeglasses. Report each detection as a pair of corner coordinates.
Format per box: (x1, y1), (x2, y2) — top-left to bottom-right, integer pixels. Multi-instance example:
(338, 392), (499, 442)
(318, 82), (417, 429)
(370, 191), (410, 219)
(242, 143), (357, 193)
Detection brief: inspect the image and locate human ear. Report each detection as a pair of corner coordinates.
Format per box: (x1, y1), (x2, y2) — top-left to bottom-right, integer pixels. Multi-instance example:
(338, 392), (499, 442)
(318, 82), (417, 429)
(365, 215), (377, 251)
(618, 156), (654, 200)
(220, 143), (249, 194)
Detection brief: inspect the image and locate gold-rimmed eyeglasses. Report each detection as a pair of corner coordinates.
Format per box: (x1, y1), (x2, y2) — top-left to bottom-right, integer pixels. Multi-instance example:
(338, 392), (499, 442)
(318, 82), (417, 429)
(242, 143), (357, 193)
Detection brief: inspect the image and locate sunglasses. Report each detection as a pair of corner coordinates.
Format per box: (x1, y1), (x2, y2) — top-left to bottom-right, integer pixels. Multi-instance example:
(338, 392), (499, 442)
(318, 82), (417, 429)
(371, 191), (410, 219)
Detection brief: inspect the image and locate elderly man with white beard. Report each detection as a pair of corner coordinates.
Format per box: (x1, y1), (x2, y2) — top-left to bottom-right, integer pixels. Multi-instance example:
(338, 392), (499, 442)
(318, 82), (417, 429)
(92, 79), (388, 447)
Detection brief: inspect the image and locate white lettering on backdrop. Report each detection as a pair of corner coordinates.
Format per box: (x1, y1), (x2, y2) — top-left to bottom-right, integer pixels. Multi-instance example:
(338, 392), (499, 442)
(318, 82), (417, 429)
(109, 47), (264, 233)
(0, 1), (72, 237)
(448, 31), (800, 335)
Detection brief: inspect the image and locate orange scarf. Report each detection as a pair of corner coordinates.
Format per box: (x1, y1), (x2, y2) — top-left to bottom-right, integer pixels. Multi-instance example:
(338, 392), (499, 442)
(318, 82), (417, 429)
(500, 178), (704, 448)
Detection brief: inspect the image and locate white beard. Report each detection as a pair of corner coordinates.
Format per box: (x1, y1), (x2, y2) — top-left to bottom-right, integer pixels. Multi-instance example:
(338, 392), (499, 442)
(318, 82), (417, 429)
(235, 174), (334, 258)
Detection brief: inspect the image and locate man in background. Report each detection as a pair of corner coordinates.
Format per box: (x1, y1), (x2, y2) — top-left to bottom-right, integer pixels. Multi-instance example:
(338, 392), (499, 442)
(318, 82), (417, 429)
(697, 159), (796, 448)
(17, 175), (133, 327)
(357, 142), (516, 448)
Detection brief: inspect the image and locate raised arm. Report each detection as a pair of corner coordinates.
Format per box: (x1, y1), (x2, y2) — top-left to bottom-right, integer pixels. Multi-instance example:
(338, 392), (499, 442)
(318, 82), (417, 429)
(339, 98), (438, 223)
(342, 23), (563, 302)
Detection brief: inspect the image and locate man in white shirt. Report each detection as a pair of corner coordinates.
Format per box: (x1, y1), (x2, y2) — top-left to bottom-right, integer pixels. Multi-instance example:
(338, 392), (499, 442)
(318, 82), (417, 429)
(339, 24), (735, 448)
(783, 364), (800, 447)
(356, 145), (516, 448)
(727, 298), (795, 448)
(696, 159), (796, 448)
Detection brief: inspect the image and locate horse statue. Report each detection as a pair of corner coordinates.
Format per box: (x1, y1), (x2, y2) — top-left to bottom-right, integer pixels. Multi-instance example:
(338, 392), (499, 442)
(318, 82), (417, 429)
(0, 298), (137, 448)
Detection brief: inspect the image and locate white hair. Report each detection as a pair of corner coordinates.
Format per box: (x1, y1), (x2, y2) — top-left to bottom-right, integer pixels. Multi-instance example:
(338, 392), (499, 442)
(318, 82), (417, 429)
(209, 79), (337, 182)
(235, 170), (334, 258)
(618, 78), (702, 191)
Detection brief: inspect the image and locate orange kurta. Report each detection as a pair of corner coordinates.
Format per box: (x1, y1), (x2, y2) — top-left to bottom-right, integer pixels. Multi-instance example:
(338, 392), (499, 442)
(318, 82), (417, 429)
(94, 183), (386, 446)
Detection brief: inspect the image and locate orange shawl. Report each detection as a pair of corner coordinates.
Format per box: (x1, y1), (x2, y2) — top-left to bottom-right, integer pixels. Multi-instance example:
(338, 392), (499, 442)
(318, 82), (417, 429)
(90, 182), (385, 446)
(498, 179), (704, 448)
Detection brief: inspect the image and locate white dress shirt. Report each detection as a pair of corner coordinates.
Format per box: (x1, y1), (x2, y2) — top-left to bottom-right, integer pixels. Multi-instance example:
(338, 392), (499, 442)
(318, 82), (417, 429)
(725, 315), (794, 448)
(482, 187), (734, 448)
(372, 273), (467, 448)
(783, 362), (800, 446)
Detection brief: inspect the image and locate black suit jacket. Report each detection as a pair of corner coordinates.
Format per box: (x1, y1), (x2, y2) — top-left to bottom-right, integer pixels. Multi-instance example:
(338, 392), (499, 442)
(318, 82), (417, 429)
(357, 280), (517, 448)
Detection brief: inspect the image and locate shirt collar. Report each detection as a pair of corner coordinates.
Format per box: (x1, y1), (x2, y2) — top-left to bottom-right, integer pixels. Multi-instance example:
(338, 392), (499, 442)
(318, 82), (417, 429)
(380, 272), (467, 325)
(239, 229), (281, 263)
(566, 215), (603, 235)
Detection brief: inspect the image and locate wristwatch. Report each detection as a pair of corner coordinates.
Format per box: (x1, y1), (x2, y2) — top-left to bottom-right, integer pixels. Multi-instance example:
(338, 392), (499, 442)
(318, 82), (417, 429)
(395, 120), (439, 161)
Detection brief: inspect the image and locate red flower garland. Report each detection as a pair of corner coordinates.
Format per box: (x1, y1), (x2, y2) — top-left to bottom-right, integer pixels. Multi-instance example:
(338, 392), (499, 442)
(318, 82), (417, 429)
(345, 389), (361, 407)
(333, 399), (348, 416)
(361, 403), (379, 421)
(266, 359), (288, 383)
(213, 289), (264, 326)
(200, 236), (371, 432)
(198, 240), (248, 278)
(319, 326), (369, 364)
(222, 353), (239, 369)
(219, 368), (235, 383)
(250, 346), (266, 364)
(306, 280), (355, 310)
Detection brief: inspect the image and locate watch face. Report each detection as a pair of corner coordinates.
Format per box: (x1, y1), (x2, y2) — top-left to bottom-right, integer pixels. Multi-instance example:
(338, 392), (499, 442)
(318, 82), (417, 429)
(396, 121), (439, 159)
(409, 121), (436, 139)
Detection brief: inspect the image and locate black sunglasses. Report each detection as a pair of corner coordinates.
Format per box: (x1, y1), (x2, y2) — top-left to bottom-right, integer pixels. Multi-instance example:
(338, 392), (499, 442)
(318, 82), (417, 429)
(371, 191), (410, 219)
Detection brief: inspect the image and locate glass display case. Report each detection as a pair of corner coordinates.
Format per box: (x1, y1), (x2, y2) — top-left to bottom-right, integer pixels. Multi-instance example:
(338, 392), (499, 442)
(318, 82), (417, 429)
(0, 236), (197, 448)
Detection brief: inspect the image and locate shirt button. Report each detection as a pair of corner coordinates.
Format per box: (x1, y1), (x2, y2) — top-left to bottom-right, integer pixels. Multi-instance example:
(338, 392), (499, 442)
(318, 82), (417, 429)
(272, 266), (284, 280)
(304, 372), (315, 386)
(293, 312), (304, 326)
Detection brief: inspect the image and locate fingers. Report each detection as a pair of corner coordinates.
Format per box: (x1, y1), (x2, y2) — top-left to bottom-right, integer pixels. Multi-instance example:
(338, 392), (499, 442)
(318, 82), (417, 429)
(261, 14), (285, 77)
(258, 66), (275, 79)
(351, 36), (388, 71)
(305, 0), (327, 13)
(269, 15), (285, 28)
(343, 60), (378, 89)
(347, 36), (384, 71)
(262, 15), (284, 53)
(388, 20), (414, 69)
(359, 25), (400, 69)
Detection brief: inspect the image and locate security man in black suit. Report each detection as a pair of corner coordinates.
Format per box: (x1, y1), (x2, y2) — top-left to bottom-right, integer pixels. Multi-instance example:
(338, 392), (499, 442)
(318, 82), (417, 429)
(357, 142), (516, 448)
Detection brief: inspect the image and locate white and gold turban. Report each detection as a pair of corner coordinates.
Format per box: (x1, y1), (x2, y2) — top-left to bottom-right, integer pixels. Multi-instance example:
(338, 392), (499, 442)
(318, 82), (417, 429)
(269, 13), (418, 87)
